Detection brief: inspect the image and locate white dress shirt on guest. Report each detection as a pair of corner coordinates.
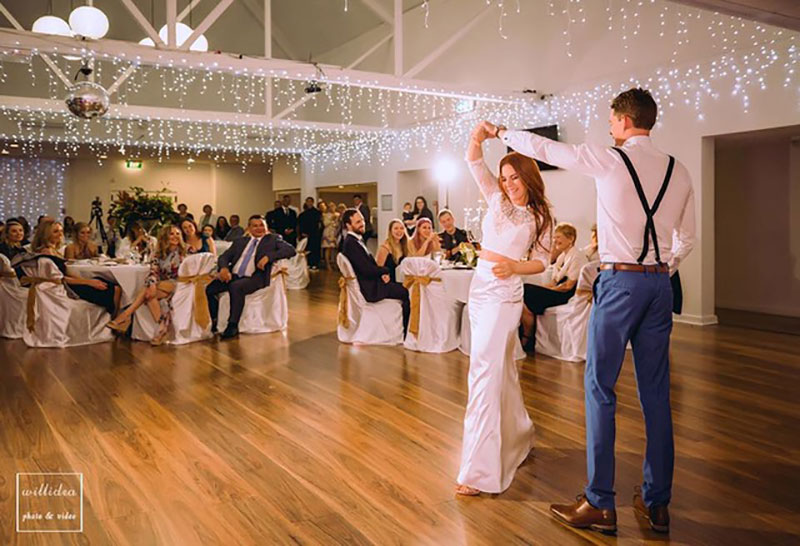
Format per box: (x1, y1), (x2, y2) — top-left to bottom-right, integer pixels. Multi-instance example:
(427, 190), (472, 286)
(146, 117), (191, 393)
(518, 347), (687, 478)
(502, 132), (696, 273)
(232, 236), (262, 277)
(552, 245), (587, 285)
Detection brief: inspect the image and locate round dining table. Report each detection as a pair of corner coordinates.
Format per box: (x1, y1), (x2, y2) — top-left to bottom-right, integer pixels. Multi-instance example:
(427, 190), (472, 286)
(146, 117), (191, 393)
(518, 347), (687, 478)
(66, 261), (151, 306)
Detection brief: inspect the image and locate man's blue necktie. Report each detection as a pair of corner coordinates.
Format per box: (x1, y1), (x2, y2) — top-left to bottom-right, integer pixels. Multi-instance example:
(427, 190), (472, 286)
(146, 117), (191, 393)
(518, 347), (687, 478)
(236, 238), (258, 277)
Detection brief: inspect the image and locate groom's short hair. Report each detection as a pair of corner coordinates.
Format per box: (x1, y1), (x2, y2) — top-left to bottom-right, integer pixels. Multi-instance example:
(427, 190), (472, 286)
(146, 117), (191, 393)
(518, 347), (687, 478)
(611, 88), (657, 130)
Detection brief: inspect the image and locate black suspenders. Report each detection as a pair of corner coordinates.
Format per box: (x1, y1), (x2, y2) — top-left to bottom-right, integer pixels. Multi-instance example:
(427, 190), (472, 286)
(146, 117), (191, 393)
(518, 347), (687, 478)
(611, 147), (675, 265)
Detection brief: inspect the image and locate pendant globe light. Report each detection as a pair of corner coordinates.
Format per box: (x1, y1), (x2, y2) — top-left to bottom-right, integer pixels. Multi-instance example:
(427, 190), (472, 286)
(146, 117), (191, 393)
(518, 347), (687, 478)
(32, 15), (72, 37)
(68, 5), (109, 39)
(158, 22), (209, 52)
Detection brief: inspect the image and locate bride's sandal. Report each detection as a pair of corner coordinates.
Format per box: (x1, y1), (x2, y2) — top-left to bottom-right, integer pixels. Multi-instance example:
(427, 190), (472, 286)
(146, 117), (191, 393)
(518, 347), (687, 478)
(455, 484), (481, 496)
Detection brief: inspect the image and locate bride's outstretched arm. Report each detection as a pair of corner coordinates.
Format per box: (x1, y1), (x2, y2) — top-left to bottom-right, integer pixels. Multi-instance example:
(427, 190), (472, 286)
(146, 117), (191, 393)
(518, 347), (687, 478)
(465, 123), (499, 199)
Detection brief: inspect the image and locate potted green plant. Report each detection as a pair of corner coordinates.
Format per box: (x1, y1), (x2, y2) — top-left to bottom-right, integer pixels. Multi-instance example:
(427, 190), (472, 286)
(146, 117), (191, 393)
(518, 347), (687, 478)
(109, 187), (178, 235)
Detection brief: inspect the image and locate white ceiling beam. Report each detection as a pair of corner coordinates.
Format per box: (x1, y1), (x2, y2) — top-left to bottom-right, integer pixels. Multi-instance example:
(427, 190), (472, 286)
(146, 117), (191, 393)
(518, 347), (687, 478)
(359, 0), (393, 24)
(179, 0), (234, 52)
(240, 0), (298, 60)
(264, 0), (272, 117)
(0, 28), (527, 104)
(273, 32), (393, 121)
(178, 0), (204, 22)
(107, 64), (138, 96)
(0, 95), (389, 134)
(394, 0), (403, 76)
(404, 3), (492, 78)
(118, 0), (166, 47)
(166, 0), (177, 47)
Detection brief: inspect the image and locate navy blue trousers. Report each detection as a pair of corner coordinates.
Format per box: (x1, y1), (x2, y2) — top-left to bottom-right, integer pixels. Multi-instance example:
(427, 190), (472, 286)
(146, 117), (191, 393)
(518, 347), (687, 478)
(584, 269), (674, 510)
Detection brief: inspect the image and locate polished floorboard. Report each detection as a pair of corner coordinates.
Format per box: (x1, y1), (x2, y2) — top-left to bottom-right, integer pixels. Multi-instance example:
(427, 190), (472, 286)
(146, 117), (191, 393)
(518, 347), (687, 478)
(1, 270), (799, 545)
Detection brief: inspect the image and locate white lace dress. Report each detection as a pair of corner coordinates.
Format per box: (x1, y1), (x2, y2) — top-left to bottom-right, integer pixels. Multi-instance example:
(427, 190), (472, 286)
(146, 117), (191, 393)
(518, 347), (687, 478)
(456, 156), (550, 493)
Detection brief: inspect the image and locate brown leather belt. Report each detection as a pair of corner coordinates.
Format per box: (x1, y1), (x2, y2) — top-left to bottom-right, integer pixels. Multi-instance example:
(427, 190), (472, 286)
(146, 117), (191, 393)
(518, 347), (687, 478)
(600, 263), (669, 274)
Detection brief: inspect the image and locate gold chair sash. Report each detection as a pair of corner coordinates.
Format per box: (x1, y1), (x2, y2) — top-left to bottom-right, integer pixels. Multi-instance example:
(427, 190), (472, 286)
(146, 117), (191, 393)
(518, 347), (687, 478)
(575, 288), (593, 303)
(177, 273), (214, 329)
(337, 276), (356, 327)
(0, 271), (16, 278)
(20, 276), (62, 332)
(271, 268), (288, 293)
(402, 275), (442, 337)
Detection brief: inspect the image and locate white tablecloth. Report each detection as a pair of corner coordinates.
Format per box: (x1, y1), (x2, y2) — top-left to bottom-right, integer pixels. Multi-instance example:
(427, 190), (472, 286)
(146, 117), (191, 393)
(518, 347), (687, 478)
(66, 263), (151, 306)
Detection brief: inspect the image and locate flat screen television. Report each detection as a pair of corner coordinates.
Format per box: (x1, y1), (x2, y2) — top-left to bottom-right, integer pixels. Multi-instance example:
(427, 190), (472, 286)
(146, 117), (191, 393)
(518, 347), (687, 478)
(506, 124), (559, 171)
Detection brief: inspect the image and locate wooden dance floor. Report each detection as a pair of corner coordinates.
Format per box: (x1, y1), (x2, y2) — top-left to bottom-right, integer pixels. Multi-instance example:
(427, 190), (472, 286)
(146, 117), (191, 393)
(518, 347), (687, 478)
(1, 271), (799, 545)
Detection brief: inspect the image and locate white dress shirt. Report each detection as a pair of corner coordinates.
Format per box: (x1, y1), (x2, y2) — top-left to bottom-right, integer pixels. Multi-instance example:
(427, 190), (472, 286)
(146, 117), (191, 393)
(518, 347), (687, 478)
(551, 245), (587, 284)
(502, 132), (696, 272)
(232, 236), (262, 277)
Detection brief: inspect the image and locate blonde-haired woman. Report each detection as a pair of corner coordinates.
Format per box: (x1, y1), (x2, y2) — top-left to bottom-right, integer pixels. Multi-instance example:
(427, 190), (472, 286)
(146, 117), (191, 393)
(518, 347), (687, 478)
(376, 219), (410, 283)
(107, 224), (186, 344)
(65, 222), (100, 260)
(30, 220), (120, 315)
(408, 217), (441, 257)
(321, 200), (338, 269)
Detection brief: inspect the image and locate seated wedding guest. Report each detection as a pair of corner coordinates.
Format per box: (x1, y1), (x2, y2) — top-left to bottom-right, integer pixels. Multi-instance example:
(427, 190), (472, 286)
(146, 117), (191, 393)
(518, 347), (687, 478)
(181, 218), (216, 256)
(583, 223), (599, 262)
(401, 201), (416, 235)
(177, 203), (194, 222)
(117, 221), (157, 260)
(206, 214), (296, 339)
(224, 214), (245, 241)
(107, 225), (186, 344)
(437, 209), (469, 260)
(408, 217), (441, 258)
(0, 219), (25, 261)
(104, 215), (121, 257)
(214, 216), (230, 240)
(62, 216), (76, 244)
(340, 208), (409, 332)
(519, 222), (586, 350)
(30, 220), (120, 315)
(202, 224), (215, 239)
(376, 219), (410, 283)
(198, 204), (217, 229)
(65, 222), (101, 260)
(17, 216), (31, 245)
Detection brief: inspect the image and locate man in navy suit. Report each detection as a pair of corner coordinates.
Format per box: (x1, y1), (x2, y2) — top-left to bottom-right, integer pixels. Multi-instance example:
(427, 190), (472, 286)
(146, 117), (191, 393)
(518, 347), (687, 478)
(340, 208), (409, 332)
(206, 214), (296, 339)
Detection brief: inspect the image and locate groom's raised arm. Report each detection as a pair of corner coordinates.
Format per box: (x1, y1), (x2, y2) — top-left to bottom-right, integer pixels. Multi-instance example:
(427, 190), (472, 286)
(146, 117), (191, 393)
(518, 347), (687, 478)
(499, 129), (614, 178)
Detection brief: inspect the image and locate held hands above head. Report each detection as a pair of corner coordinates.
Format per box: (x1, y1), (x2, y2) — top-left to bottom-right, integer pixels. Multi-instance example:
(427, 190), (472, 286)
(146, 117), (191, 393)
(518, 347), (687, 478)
(471, 121), (505, 143)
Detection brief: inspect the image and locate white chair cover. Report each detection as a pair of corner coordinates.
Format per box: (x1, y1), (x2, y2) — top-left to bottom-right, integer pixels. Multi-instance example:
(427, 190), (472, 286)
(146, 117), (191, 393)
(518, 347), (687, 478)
(336, 253), (403, 345)
(286, 237), (309, 290)
(399, 257), (461, 353)
(21, 259), (113, 348)
(459, 301), (527, 361)
(215, 240), (232, 257)
(0, 254), (26, 338)
(217, 260), (289, 334)
(535, 261), (600, 362)
(170, 253), (217, 345)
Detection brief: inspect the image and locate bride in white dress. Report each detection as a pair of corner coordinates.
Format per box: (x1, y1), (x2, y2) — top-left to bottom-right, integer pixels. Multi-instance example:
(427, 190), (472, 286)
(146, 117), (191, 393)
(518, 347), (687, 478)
(456, 121), (553, 496)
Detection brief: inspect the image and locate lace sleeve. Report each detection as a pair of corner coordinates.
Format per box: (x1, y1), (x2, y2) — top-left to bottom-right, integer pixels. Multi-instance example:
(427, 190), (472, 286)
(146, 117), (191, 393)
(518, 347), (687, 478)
(466, 157), (499, 200)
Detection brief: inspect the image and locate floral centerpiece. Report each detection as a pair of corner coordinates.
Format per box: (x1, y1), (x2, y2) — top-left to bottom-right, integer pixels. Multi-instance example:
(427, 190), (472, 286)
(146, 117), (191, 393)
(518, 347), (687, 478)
(456, 242), (478, 268)
(109, 187), (178, 235)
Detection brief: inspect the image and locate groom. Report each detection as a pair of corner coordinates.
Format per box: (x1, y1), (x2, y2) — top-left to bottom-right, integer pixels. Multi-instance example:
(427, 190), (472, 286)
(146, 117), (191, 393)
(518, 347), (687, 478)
(485, 88), (695, 534)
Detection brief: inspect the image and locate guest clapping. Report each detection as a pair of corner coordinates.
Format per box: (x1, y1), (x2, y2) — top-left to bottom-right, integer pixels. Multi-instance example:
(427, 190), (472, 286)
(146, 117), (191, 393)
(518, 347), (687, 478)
(376, 219), (410, 283)
(107, 225), (186, 344)
(181, 218), (216, 255)
(519, 222), (586, 349)
(65, 222), (100, 260)
(408, 217), (441, 257)
(437, 209), (469, 260)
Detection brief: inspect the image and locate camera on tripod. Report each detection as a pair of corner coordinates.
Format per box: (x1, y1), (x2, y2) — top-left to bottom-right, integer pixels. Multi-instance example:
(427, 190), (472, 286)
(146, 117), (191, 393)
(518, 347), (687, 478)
(90, 196), (107, 245)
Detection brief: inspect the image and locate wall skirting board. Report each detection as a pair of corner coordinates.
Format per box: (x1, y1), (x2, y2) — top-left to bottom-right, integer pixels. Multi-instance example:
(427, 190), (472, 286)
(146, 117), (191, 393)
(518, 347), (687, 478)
(674, 314), (719, 326)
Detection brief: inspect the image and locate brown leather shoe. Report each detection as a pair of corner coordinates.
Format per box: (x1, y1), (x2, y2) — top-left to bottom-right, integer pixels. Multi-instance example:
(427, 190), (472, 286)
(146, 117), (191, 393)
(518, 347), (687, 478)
(550, 494), (617, 534)
(633, 487), (669, 533)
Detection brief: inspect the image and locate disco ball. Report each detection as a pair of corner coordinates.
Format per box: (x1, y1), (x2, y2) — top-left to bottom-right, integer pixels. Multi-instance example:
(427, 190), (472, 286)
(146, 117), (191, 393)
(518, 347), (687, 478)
(65, 81), (110, 119)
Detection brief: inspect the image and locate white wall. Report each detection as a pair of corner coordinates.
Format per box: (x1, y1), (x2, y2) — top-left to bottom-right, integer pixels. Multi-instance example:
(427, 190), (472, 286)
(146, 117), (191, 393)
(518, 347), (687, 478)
(64, 158), (273, 224)
(303, 0), (800, 325)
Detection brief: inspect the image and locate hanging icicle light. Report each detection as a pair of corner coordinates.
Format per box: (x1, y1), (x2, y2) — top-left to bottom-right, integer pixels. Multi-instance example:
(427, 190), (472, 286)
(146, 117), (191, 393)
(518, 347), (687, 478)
(68, 5), (109, 39)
